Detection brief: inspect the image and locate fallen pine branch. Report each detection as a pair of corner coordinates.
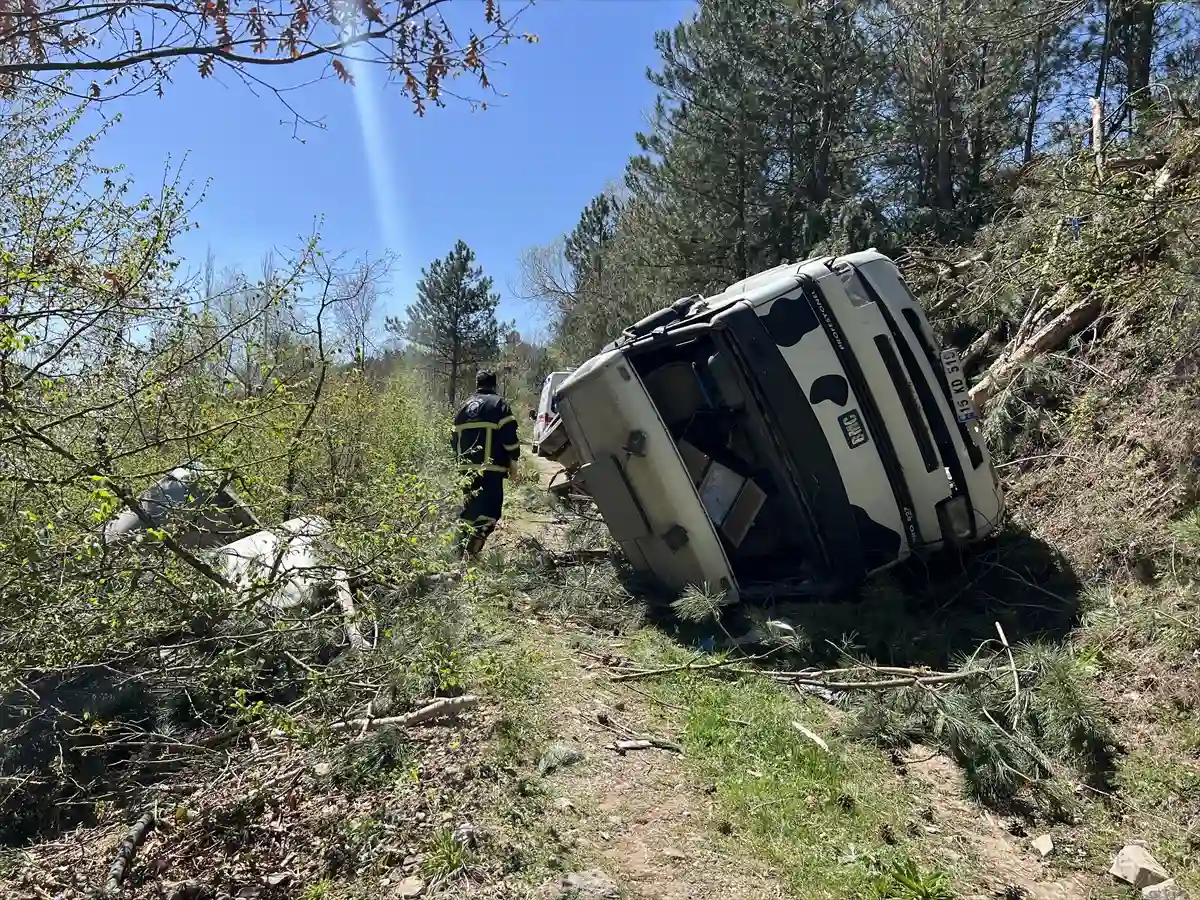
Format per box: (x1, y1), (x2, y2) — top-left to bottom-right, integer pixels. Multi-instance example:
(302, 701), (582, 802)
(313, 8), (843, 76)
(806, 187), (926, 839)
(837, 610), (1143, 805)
(270, 695), (480, 741)
(909, 249), (991, 276)
(726, 667), (987, 691)
(788, 671), (982, 691)
(1106, 152), (1168, 172)
(610, 652), (774, 682)
(327, 695), (480, 733)
(105, 810), (155, 898)
(549, 548), (613, 567)
(970, 290), (1103, 409)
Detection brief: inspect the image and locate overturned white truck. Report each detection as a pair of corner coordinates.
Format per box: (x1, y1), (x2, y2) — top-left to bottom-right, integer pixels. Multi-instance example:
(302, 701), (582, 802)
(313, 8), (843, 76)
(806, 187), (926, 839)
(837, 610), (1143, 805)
(539, 250), (1005, 603)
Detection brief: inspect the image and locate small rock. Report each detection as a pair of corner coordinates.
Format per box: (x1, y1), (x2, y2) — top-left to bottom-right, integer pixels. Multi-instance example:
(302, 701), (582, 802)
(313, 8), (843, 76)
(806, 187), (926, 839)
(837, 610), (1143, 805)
(396, 876), (426, 898)
(452, 822), (478, 849)
(1111, 845), (1170, 889)
(538, 742), (585, 776)
(599, 830), (611, 841)
(662, 847), (686, 861)
(313, 762), (332, 777)
(1142, 880), (1189, 900)
(1032, 835), (1054, 858)
(534, 870), (621, 900)
(264, 873), (291, 887)
(553, 797), (576, 812)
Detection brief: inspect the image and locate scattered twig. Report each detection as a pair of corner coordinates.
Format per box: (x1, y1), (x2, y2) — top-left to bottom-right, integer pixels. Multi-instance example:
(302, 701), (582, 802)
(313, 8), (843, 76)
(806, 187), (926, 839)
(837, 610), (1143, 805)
(325, 695), (480, 733)
(610, 652), (773, 682)
(614, 737), (682, 754)
(995, 621), (1020, 706)
(549, 548), (613, 566)
(104, 810), (156, 897)
(791, 720), (830, 753)
(592, 709), (685, 754)
(780, 671), (983, 691)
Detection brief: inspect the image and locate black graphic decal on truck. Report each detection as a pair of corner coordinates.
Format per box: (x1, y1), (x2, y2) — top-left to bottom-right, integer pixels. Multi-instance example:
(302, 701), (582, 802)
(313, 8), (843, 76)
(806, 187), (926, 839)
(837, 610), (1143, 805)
(809, 372), (849, 407)
(762, 293), (820, 347)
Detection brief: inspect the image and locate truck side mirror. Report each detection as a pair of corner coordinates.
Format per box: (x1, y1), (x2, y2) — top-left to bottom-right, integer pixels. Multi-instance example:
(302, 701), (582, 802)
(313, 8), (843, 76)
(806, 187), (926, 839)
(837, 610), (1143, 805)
(528, 409), (536, 420)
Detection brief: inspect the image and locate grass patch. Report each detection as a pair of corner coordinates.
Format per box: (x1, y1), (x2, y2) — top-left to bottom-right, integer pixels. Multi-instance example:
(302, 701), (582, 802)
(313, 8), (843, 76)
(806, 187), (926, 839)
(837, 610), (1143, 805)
(618, 632), (927, 898)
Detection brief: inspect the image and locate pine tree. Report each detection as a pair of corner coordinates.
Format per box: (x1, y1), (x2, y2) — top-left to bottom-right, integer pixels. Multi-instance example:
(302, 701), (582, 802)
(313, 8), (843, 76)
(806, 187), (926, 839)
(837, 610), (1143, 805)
(389, 240), (500, 406)
(564, 192), (621, 292)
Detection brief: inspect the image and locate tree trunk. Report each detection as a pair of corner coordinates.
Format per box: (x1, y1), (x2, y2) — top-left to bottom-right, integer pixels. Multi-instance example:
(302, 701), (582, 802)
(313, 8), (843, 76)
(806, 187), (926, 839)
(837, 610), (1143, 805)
(813, 0), (837, 204)
(1024, 28), (1044, 164)
(735, 143), (749, 280)
(968, 41), (989, 210)
(449, 333), (460, 407)
(1093, 0), (1112, 110)
(933, 0), (955, 211)
(1124, 0), (1156, 134)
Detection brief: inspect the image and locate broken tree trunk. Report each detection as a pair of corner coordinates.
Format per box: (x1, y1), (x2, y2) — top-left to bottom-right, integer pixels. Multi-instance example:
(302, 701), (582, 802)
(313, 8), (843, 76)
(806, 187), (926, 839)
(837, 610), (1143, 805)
(1145, 136), (1200, 201)
(1014, 221), (1065, 348)
(969, 290), (1103, 409)
(962, 325), (1001, 374)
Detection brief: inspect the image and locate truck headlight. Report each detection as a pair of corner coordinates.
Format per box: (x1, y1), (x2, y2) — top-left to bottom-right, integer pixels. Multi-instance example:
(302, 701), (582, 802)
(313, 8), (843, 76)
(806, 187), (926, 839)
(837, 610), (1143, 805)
(936, 495), (974, 543)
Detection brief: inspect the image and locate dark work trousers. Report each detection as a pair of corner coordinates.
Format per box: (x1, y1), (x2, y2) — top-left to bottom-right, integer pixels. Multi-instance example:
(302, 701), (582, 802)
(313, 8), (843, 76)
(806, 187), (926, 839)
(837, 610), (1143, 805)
(458, 470), (505, 556)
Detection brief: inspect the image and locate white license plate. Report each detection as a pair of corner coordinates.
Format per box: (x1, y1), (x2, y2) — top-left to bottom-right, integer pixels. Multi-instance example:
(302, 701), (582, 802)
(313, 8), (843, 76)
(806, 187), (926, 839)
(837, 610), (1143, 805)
(940, 349), (977, 423)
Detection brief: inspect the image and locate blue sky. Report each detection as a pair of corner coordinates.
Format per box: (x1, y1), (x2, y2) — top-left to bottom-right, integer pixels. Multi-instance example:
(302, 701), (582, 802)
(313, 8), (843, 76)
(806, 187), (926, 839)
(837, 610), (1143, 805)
(90, 0), (696, 341)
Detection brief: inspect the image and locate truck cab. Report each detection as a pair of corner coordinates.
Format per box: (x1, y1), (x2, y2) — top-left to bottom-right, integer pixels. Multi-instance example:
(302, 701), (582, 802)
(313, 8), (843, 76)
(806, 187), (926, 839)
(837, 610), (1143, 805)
(543, 250), (1004, 604)
(531, 370), (574, 456)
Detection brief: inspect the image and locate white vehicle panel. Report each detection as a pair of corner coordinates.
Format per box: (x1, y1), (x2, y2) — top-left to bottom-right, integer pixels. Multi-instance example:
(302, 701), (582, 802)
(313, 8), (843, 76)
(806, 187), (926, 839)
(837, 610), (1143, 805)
(753, 288), (911, 557)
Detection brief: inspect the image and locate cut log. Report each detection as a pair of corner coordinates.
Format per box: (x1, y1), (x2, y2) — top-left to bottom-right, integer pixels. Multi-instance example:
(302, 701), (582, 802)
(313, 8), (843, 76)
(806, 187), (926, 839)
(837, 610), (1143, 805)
(1106, 152), (1168, 172)
(970, 292), (1103, 409)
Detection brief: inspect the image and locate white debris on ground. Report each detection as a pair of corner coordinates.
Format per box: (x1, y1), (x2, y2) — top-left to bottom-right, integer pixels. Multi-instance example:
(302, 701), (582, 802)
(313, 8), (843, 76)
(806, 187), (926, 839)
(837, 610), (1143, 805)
(1110, 845), (1171, 890)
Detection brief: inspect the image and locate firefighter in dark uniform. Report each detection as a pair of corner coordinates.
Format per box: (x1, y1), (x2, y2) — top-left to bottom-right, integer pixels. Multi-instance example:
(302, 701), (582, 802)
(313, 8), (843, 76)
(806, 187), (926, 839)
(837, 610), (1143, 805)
(452, 370), (521, 557)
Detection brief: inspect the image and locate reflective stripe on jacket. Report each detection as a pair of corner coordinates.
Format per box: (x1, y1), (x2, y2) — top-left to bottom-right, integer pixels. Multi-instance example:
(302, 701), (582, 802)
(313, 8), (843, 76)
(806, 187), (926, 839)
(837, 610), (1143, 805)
(451, 390), (521, 474)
